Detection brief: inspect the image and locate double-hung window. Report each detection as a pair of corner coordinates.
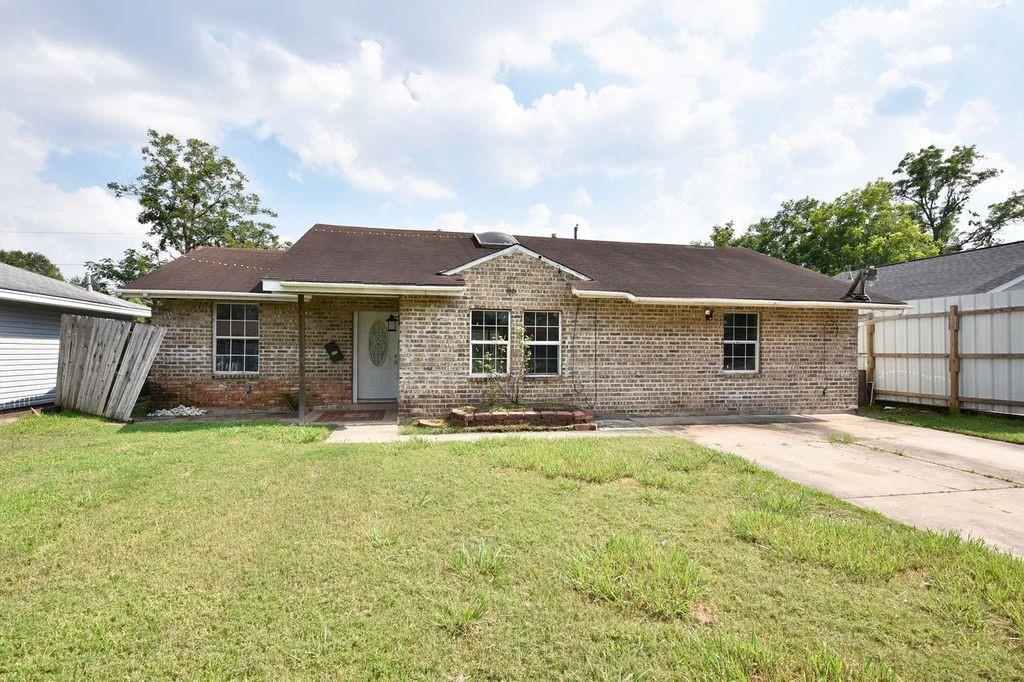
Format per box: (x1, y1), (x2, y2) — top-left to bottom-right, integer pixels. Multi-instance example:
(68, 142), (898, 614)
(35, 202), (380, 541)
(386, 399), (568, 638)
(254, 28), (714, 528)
(214, 303), (260, 373)
(524, 311), (560, 375)
(470, 310), (509, 375)
(723, 312), (759, 373)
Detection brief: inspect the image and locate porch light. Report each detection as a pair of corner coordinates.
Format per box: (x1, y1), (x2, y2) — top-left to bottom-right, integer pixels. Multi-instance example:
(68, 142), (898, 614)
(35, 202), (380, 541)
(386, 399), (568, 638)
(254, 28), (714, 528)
(704, 309), (714, 321)
(386, 314), (400, 332)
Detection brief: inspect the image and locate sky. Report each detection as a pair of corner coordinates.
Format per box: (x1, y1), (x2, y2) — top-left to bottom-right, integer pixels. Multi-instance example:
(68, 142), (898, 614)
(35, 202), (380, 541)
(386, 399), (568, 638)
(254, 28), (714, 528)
(1, 0), (1022, 279)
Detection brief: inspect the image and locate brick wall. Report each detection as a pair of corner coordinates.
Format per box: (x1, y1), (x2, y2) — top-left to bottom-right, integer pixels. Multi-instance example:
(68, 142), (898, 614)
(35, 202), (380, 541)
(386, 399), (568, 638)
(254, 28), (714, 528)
(148, 249), (857, 418)
(398, 249), (857, 420)
(147, 296), (393, 408)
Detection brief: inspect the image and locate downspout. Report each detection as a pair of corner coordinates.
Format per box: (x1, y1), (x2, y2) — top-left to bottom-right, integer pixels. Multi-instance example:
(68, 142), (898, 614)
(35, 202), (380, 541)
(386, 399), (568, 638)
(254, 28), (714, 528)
(297, 294), (306, 424)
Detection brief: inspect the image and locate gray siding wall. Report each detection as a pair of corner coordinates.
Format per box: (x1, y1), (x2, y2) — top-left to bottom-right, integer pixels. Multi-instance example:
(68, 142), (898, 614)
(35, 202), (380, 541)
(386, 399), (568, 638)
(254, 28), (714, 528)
(0, 301), (63, 410)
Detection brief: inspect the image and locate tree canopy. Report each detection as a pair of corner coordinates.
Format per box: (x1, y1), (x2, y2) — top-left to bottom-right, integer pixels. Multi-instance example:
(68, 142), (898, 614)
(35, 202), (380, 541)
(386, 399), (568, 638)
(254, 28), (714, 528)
(706, 143), (1023, 272)
(86, 129), (284, 291)
(707, 181), (939, 276)
(0, 250), (65, 280)
(892, 144), (1001, 252)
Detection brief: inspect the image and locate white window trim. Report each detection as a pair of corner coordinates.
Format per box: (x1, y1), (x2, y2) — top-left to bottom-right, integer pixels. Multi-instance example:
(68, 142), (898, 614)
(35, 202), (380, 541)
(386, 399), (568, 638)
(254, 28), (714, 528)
(722, 311), (759, 375)
(469, 309), (511, 377)
(212, 302), (261, 376)
(524, 310), (561, 376)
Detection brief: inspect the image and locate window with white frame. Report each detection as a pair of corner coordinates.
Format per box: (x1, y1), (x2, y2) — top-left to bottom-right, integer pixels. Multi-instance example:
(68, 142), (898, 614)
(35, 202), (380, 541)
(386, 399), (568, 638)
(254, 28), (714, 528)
(214, 303), (260, 373)
(723, 312), (759, 372)
(470, 310), (509, 374)
(524, 311), (560, 375)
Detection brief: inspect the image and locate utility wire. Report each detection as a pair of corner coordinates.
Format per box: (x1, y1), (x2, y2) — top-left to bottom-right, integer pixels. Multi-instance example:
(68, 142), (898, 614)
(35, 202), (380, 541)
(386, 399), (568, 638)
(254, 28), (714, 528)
(0, 202), (132, 218)
(0, 230), (146, 235)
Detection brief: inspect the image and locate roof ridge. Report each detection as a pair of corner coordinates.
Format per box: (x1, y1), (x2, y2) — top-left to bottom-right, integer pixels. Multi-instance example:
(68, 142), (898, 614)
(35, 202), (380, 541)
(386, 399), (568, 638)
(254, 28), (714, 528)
(191, 245), (279, 253)
(875, 239), (1024, 269)
(184, 254), (272, 271)
(312, 224), (472, 240)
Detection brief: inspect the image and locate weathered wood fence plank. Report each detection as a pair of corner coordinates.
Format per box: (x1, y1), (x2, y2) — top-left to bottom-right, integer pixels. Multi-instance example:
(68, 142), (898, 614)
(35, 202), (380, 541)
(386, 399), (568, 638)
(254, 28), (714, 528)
(55, 314), (165, 422)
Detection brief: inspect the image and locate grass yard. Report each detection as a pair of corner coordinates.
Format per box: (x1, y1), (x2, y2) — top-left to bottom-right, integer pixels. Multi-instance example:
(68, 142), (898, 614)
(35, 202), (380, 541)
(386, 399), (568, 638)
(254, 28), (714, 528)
(2, 415), (1023, 678)
(861, 406), (1024, 445)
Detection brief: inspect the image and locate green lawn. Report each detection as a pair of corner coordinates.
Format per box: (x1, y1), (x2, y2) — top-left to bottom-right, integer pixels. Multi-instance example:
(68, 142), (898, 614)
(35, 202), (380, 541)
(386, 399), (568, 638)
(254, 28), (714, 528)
(2, 415), (1023, 679)
(861, 406), (1024, 445)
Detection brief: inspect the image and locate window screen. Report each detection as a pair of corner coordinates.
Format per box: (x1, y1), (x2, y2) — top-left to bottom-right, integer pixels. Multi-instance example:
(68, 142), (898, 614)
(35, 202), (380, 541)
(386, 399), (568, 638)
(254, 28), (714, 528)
(723, 312), (758, 372)
(214, 303), (259, 373)
(524, 311), (560, 375)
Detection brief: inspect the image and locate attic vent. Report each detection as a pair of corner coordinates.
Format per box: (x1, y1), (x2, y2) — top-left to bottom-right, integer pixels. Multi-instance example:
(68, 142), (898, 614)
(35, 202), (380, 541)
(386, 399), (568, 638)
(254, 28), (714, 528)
(473, 231), (519, 248)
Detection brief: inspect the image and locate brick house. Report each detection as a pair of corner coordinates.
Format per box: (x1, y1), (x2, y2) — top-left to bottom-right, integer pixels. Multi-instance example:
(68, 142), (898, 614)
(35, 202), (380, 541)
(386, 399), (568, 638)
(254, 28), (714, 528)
(121, 225), (903, 421)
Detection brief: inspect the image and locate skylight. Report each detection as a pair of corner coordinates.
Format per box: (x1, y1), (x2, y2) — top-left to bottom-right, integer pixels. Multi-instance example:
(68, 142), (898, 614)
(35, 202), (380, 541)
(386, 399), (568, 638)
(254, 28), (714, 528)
(473, 231), (519, 248)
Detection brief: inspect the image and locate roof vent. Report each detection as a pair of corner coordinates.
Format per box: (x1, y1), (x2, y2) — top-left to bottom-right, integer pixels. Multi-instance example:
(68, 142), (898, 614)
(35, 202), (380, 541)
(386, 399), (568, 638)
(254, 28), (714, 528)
(473, 231), (519, 249)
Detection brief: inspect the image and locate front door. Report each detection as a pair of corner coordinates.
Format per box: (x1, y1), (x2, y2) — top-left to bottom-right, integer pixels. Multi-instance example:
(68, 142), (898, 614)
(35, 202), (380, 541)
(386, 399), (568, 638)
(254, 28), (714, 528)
(356, 311), (399, 401)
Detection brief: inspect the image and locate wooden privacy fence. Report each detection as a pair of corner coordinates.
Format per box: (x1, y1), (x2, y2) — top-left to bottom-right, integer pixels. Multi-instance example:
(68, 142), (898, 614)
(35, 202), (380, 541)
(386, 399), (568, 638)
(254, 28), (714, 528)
(55, 314), (166, 422)
(859, 290), (1024, 416)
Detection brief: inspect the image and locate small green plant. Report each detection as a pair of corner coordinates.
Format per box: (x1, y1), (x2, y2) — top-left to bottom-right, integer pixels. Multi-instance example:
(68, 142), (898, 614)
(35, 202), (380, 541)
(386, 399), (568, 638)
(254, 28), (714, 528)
(281, 390), (321, 411)
(452, 540), (508, 579)
(691, 633), (778, 680)
(364, 525), (397, 549)
(639, 488), (668, 505)
(565, 535), (705, 619)
(411, 492), (435, 509)
(436, 598), (488, 637)
(826, 431), (856, 444)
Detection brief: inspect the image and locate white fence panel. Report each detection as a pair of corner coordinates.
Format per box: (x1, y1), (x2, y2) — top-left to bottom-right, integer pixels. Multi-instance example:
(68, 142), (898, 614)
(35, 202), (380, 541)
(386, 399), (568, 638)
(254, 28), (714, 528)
(859, 290), (1024, 416)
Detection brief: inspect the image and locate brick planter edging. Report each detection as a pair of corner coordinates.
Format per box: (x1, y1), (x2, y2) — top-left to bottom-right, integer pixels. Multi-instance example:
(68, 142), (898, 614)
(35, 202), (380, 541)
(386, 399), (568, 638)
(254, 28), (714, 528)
(450, 407), (593, 428)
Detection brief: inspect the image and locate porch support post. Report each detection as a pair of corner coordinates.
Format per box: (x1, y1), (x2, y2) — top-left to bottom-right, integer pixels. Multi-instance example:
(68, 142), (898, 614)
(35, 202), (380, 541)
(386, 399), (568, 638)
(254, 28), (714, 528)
(297, 294), (307, 424)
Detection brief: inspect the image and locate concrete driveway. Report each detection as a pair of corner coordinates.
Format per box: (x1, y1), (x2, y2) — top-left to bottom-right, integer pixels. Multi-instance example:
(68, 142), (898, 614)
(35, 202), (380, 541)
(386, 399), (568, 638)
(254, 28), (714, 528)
(638, 413), (1024, 555)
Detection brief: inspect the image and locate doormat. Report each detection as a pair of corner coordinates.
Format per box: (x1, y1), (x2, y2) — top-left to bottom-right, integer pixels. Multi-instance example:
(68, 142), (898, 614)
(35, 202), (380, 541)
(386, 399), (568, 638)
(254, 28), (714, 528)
(315, 410), (388, 423)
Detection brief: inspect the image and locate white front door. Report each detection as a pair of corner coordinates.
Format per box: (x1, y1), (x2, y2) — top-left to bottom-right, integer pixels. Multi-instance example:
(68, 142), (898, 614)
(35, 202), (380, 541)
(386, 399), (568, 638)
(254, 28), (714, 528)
(356, 311), (399, 401)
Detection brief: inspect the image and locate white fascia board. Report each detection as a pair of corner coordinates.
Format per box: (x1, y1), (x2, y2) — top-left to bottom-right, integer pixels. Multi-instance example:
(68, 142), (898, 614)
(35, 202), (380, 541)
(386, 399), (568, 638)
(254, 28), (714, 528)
(117, 288), (296, 302)
(0, 287), (151, 317)
(989, 271), (1024, 292)
(262, 279), (465, 296)
(571, 289), (907, 310)
(440, 244), (592, 281)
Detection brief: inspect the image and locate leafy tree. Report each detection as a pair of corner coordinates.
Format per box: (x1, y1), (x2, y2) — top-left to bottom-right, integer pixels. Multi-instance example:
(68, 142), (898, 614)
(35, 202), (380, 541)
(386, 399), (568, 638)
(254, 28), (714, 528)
(972, 189), (1024, 246)
(892, 145), (1001, 251)
(0, 250), (65, 280)
(713, 181), (939, 275)
(87, 129), (283, 291)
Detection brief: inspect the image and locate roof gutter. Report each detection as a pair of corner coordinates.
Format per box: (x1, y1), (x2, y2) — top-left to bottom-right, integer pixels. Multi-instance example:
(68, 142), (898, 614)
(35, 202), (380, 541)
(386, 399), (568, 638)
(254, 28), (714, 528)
(571, 289), (906, 310)
(0, 287), (151, 317)
(262, 279), (465, 297)
(117, 288), (297, 302)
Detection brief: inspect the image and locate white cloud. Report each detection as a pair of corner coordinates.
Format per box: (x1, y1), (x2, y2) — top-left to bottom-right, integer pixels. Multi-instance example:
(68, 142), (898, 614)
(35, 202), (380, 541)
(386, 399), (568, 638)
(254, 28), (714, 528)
(955, 98), (999, 137)
(433, 210), (468, 231)
(526, 203), (551, 228)
(569, 185), (593, 209)
(0, 110), (143, 278)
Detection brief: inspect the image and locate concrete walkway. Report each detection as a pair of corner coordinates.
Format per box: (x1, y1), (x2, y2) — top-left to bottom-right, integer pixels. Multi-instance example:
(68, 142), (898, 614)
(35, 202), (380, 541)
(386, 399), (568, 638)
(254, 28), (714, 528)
(647, 413), (1024, 555)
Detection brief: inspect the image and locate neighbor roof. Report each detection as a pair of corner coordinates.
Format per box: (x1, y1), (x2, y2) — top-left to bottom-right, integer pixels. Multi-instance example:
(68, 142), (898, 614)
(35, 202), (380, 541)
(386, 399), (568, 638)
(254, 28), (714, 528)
(0, 262), (150, 317)
(123, 225), (904, 307)
(833, 241), (1024, 301)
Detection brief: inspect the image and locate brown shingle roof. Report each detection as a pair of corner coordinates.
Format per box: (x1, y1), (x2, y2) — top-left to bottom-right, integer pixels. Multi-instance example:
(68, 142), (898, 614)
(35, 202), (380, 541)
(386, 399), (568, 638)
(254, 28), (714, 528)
(123, 246), (285, 293)
(124, 225), (903, 305)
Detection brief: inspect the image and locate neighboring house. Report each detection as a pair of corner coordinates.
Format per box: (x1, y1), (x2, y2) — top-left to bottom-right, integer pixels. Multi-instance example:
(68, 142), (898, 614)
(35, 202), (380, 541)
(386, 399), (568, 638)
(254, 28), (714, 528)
(0, 263), (150, 411)
(837, 240), (1024, 301)
(834, 241), (1024, 416)
(120, 225), (902, 420)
